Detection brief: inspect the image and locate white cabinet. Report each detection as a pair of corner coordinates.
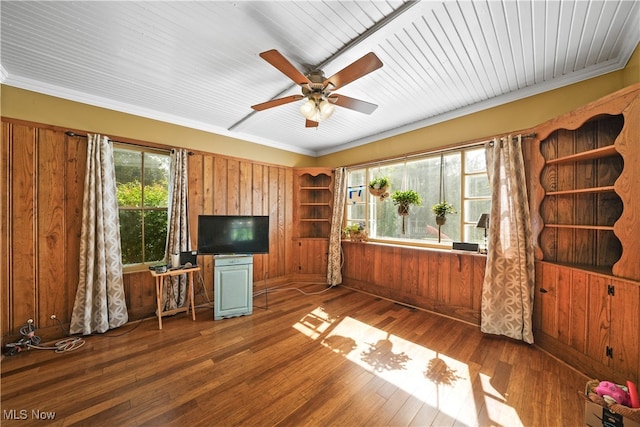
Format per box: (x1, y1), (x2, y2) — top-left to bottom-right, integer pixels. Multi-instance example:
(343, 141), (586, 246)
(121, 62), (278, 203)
(214, 255), (253, 320)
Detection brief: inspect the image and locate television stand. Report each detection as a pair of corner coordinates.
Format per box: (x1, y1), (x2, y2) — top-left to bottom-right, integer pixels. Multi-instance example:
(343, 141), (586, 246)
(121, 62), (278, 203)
(213, 254), (253, 320)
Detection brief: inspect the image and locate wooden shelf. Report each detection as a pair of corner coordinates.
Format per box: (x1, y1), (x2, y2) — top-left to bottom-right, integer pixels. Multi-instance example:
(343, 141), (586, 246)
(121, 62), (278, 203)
(294, 168), (334, 240)
(545, 186), (615, 196)
(537, 114), (625, 271)
(545, 144), (618, 164)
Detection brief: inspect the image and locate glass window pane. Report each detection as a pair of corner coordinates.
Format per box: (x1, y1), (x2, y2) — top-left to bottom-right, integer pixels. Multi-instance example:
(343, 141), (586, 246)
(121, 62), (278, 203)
(465, 148), (486, 173)
(465, 174), (491, 198)
(464, 199), (491, 224)
(464, 224), (487, 246)
(349, 169), (366, 186)
(347, 204), (366, 221)
(120, 210), (142, 265)
(115, 149), (142, 208)
(143, 153), (170, 208)
(144, 210), (168, 263)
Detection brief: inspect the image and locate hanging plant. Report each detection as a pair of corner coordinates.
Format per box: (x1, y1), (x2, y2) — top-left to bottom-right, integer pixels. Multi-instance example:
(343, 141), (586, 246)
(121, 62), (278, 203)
(369, 176), (390, 200)
(432, 201), (456, 225)
(392, 189), (422, 214)
(391, 189), (422, 234)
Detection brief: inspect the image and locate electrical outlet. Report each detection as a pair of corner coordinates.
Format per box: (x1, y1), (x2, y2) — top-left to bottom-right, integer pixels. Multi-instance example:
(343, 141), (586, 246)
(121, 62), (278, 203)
(50, 314), (57, 320)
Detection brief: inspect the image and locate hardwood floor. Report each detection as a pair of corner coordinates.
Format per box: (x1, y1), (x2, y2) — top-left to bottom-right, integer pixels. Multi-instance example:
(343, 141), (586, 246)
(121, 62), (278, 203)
(1, 283), (588, 426)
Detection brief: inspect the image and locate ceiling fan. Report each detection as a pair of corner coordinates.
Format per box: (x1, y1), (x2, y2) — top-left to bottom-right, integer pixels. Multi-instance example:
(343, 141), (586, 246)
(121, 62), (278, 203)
(251, 49), (383, 128)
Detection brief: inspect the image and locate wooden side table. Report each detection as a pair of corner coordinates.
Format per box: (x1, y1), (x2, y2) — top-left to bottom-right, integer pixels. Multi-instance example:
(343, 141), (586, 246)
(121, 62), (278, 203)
(149, 266), (200, 330)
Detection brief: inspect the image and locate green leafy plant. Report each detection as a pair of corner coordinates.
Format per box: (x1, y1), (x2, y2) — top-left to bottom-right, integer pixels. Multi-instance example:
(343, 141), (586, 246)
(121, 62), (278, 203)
(343, 222), (365, 234)
(391, 190), (422, 207)
(391, 190), (422, 234)
(369, 176), (391, 200)
(431, 200), (456, 217)
(342, 222), (367, 242)
(369, 176), (389, 190)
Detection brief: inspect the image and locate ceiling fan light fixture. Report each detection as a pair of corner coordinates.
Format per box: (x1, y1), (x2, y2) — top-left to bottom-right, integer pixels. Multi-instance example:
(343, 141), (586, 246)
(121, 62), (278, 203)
(300, 97), (335, 122)
(300, 98), (317, 120)
(318, 99), (335, 121)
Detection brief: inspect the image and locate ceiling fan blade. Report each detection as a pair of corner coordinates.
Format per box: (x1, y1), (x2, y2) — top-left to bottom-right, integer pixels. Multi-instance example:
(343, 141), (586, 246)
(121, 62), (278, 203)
(251, 95), (303, 111)
(260, 49), (311, 86)
(305, 119), (319, 128)
(324, 52), (383, 90)
(329, 94), (378, 114)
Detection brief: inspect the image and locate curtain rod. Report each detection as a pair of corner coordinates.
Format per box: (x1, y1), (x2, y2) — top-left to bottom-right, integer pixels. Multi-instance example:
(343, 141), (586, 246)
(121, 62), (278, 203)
(347, 132), (536, 169)
(65, 131), (193, 155)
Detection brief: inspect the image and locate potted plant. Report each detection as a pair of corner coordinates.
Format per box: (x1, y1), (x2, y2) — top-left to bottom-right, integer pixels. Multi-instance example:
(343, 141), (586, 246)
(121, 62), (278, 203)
(369, 176), (390, 200)
(391, 189), (422, 216)
(391, 190), (422, 234)
(432, 200), (456, 225)
(343, 222), (367, 242)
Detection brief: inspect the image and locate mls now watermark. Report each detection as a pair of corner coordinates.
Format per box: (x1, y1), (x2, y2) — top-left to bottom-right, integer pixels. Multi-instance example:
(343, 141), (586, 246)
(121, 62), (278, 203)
(3, 409), (56, 420)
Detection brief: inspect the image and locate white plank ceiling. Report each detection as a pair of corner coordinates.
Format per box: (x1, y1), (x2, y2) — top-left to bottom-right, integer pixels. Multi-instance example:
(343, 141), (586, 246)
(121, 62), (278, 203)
(1, 1), (638, 156)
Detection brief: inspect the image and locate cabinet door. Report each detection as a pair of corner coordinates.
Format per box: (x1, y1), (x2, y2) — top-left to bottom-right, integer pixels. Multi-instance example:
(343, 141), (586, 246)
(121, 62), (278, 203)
(536, 264), (589, 351)
(214, 264), (253, 319)
(557, 268), (588, 353)
(587, 275), (640, 384)
(535, 263), (559, 339)
(609, 279), (640, 384)
(587, 275), (611, 367)
(294, 239), (328, 275)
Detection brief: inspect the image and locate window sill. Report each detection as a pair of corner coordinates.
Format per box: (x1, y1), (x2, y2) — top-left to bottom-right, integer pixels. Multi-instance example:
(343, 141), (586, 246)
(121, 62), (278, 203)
(341, 240), (488, 258)
(122, 263), (160, 274)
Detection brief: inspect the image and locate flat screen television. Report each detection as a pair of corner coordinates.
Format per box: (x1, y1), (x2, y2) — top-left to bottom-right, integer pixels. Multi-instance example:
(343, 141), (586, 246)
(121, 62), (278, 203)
(197, 215), (270, 255)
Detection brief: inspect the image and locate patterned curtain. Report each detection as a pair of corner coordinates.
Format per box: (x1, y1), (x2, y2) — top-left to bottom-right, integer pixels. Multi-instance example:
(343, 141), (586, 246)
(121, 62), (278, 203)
(481, 135), (536, 343)
(327, 167), (347, 286)
(70, 134), (128, 335)
(163, 149), (190, 310)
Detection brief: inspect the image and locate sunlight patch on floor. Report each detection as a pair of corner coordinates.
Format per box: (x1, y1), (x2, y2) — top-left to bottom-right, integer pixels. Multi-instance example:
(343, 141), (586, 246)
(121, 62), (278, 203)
(292, 306), (335, 339)
(480, 373), (522, 426)
(293, 308), (524, 426)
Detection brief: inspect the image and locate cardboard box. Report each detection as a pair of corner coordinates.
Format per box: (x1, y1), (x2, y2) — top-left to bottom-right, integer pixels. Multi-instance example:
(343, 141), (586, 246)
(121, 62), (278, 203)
(584, 399), (640, 427)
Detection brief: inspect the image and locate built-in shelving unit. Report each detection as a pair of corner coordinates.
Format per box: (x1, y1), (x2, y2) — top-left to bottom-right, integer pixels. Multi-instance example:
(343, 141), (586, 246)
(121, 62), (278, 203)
(531, 84), (640, 281)
(528, 84), (640, 386)
(292, 168), (334, 277)
(537, 114), (624, 273)
(294, 168), (334, 238)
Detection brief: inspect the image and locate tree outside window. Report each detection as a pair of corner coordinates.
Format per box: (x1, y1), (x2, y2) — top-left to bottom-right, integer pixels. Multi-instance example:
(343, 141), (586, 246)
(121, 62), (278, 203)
(114, 146), (170, 265)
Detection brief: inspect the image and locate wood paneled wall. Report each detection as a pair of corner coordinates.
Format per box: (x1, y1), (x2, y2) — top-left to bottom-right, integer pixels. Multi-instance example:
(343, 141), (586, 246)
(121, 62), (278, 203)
(2, 122), (86, 342)
(340, 241), (486, 325)
(186, 151), (294, 306)
(1, 119), (294, 343)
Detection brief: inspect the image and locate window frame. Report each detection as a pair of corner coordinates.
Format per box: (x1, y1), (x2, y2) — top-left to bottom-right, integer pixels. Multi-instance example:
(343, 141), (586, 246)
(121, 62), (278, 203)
(345, 143), (490, 250)
(113, 143), (171, 272)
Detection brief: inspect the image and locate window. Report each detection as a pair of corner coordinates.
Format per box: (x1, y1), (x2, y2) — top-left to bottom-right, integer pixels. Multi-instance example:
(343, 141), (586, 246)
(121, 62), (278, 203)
(346, 146), (490, 248)
(114, 145), (170, 265)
